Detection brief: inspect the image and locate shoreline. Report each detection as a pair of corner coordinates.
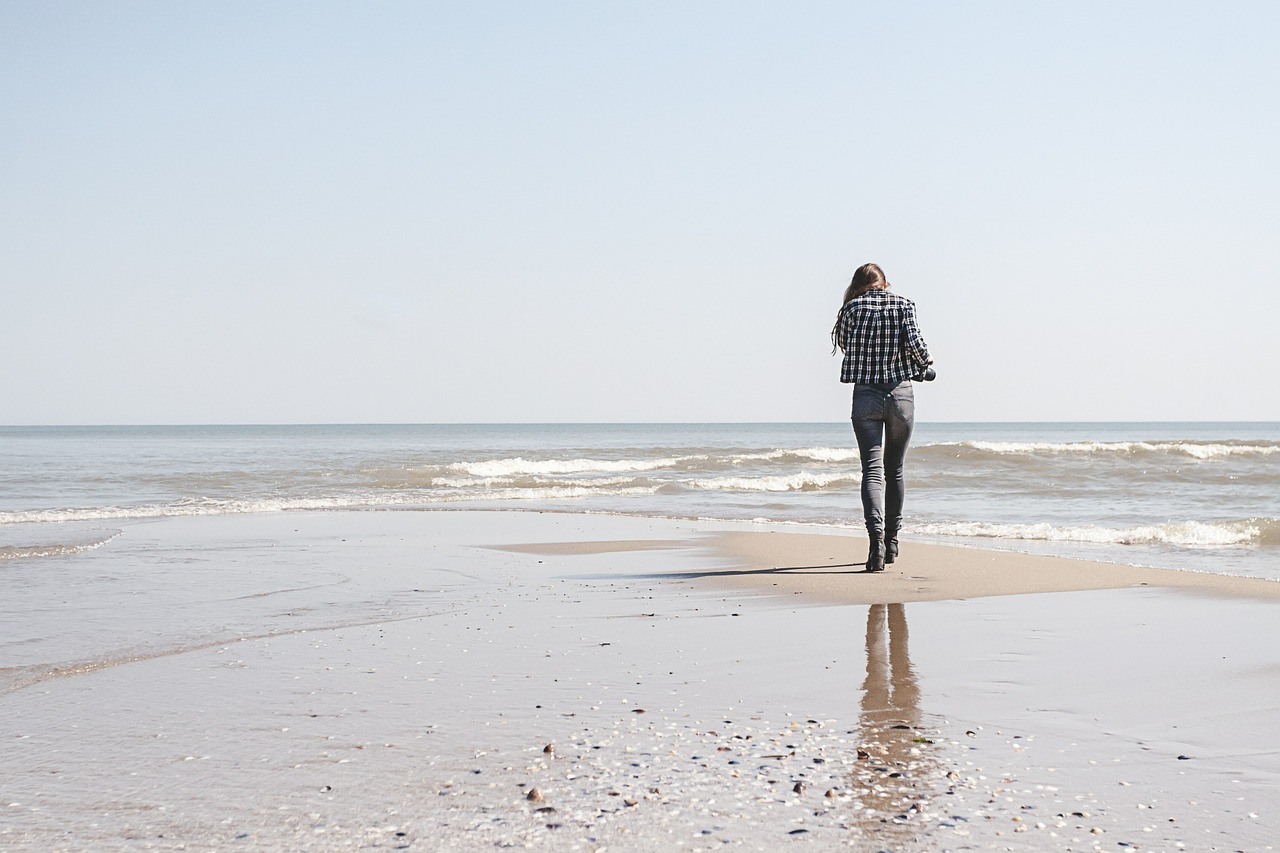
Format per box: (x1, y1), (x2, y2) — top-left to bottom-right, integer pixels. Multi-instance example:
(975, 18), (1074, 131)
(408, 504), (1280, 590)
(698, 524), (1280, 604)
(2, 510), (1277, 851)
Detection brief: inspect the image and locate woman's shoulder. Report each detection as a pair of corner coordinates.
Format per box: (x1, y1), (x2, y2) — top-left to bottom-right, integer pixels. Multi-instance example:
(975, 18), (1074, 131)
(842, 289), (917, 311)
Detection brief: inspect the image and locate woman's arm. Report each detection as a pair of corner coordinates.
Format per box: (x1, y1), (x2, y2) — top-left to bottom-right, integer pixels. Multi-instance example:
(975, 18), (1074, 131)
(903, 303), (931, 368)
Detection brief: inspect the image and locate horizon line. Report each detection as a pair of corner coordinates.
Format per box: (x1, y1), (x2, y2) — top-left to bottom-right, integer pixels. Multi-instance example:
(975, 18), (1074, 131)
(3, 420), (1278, 429)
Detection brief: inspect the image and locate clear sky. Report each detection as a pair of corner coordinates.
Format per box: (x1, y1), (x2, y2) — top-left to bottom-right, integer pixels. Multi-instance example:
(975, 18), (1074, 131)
(3, 2), (1277, 424)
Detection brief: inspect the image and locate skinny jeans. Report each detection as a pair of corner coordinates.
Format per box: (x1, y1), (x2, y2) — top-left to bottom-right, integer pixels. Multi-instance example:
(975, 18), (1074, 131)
(851, 380), (915, 539)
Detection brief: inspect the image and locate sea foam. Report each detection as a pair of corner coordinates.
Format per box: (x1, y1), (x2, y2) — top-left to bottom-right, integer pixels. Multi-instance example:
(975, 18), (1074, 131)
(0, 529), (123, 560)
(933, 440), (1280, 459)
(685, 471), (855, 492)
(916, 519), (1262, 548)
(445, 456), (701, 477)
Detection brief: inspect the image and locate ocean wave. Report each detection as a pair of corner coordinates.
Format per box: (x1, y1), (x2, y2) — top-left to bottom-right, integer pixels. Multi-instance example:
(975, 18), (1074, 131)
(711, 447), (860, 464)
(0, 498), (395, 525)
(685, 471), (855, 492)
(433, 447), (865, 479)
(926, 440), (1280, 460)
(0, 529), (123, 561)
(769, 447), (861, 464)
(916, 519), (1267, 548)
(444, 455), (704, 477)
(0, 484), (667, 525)
(452, 485), (659, 501)
(426, 474), (649, 490)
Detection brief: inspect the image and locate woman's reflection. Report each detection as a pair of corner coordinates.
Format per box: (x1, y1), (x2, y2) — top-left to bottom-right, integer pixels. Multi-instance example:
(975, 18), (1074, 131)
(852, 603), (940, 842)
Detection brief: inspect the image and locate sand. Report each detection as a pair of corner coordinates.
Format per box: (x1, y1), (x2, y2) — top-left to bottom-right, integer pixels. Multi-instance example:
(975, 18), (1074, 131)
(1, 510), (1277, 851)
(698, 528), (1280, 603)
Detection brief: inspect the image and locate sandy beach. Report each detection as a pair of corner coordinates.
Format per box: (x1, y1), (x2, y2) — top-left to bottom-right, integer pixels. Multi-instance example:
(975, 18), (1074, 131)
(2, 510), (1278, 851)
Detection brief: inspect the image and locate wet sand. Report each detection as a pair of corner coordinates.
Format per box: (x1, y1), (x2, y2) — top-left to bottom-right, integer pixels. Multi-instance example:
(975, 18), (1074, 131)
(1, 511), (1277, 851)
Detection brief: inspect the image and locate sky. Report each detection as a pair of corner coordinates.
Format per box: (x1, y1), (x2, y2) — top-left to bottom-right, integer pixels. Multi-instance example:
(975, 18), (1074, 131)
(2, 1), (1278, 424)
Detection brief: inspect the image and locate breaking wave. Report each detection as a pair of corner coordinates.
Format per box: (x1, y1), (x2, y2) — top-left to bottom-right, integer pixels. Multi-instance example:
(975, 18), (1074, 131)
(436, 447), (861, 478)
(444, 456), (703, 477)
(0, 486), (668, 525)
(685, 472), (855, 492)
(0, 529), (123, 561)
(924, 440), (1280, 460)
(916, 518), (1273, 548)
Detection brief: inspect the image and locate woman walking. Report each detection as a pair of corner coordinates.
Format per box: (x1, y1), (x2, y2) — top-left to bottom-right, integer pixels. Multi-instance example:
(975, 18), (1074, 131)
(831, 263), (932, 572)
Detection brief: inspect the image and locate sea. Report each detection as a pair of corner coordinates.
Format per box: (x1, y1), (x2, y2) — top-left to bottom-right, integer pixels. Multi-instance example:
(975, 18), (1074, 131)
(2, 422), (1278, 580)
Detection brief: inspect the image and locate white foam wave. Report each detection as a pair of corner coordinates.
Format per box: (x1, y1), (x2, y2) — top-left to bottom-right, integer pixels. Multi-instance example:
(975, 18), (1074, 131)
(0, 498), (394, 525)
(0, 530), (124, 561)
(0, 483), (667, 524)
(936, 440), (1280, 459)
(780, 447), (861, 463)
(441, 447), (861, 479)
(446, 456), (701, 477)
(703, 447), (860, 464)
(428, 475), (647, 489)
(445, 485), (658, 501)
(916, 519), (1260, 548)
(685, 471), (855, 492)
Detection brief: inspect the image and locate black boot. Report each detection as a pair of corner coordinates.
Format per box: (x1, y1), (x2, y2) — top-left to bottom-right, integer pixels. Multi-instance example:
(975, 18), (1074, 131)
(885, 531), (899, 565)
(867, 536), (885, 572)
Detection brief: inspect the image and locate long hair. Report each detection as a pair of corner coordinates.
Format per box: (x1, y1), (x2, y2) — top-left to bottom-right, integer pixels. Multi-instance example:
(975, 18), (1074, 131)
(842, 263), (889, 304)
(832, 263), (890, 352)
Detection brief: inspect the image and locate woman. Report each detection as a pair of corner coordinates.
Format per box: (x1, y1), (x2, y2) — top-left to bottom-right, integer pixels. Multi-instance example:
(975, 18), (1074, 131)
(831, 263), (932, 572)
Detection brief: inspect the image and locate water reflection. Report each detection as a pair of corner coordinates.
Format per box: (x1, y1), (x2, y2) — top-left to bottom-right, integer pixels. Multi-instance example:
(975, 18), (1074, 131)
(851, 603), (942, 844)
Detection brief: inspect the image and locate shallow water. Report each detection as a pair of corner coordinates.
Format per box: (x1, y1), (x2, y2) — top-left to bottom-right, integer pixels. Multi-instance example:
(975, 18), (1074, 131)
(2, 511), (1275, 851)
(2, 422), (1278, 578)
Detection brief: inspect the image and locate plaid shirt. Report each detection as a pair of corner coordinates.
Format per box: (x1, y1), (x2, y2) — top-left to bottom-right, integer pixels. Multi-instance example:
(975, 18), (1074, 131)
(833, 289), (931, 384)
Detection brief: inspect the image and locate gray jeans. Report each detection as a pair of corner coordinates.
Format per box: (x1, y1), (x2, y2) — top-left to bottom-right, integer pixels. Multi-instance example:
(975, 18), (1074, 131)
(851, 381), (915, 539)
